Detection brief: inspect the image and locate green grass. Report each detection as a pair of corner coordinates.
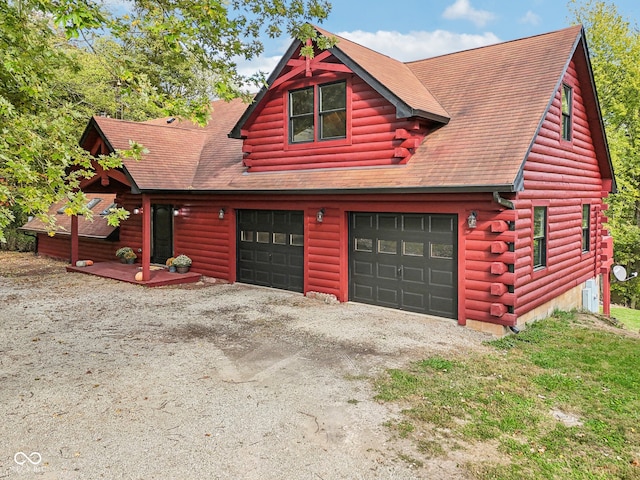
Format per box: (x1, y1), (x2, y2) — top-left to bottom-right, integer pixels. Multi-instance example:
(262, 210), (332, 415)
(610, 305), (640, 331)
(374, 312), (640, 479)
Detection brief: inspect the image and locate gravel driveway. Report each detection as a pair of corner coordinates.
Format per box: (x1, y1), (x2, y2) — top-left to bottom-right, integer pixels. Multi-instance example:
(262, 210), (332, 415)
(0, 253), (492, 479)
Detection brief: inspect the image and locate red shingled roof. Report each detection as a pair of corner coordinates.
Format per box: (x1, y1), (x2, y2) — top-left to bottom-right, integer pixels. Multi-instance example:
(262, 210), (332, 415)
(21, 193), (117, 238)
(83, 25), (607, 194)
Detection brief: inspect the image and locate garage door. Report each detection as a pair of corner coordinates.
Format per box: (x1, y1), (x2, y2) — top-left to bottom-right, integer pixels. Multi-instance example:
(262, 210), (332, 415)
(237, 210), (304, 292)
(349, 212), (457, 318)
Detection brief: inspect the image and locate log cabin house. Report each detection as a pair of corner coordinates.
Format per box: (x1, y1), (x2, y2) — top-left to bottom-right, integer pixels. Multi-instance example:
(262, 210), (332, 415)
(23, 24), (616, 334)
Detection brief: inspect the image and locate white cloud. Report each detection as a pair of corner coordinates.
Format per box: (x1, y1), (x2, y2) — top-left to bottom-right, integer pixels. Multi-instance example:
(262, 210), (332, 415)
(338, 29), (501, 61)
(442, 0), (496, 28)
(236, 54), (283, 80)
(519, 10), (541, 26)
(234, 29), (501, 81)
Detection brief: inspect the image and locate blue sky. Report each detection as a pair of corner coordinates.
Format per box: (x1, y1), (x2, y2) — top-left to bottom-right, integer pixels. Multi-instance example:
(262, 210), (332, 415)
(240, 0), (640, 76)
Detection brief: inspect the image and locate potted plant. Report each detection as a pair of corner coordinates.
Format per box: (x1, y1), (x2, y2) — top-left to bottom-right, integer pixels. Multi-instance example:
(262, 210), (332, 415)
(123, 250), (137, 264)
(166, 257), (177, 273)
(116, 247), (134, 263)
(172, 254), (192, 273)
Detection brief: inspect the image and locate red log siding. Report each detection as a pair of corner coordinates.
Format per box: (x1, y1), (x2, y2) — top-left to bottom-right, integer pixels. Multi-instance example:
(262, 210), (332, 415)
(36, 234), (118, 263)
(242, 75), (429, 171)
(463, 206), (518, 325)
(305, 205), (343, 299)
(511, 61), (606, 318)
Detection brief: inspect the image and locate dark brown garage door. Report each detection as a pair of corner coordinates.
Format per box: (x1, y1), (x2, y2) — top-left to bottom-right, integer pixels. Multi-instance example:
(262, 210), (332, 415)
(349, 212), (457, 318)
(237, 210), (304, 292)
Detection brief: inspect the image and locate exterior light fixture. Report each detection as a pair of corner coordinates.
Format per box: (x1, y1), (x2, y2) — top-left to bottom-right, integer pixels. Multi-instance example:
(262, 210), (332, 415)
(133, 207), (142, 215)
(316, 208), (325, 223)
(467, 211), (477, 229)
(218, 208), (225, 220)
(173, 208), (180, 217)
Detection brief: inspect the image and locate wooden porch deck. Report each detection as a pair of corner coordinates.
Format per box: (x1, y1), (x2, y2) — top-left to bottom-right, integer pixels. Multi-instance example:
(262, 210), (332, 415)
(66, 262), (201, 287)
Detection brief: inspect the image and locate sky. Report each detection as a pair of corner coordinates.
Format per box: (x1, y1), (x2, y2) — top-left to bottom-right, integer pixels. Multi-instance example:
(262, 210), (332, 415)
(238, 0), (640, 77)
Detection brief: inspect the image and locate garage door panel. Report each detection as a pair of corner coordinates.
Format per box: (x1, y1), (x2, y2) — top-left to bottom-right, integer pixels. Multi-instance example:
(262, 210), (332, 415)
(402, 291), (425, 310)
(350, 212), (457, 318)
(402, 266), (424, 283)
(354, 261), (373, 276)
(430, 269), (453, 287)
(377, 287), (398, 305)
(237, 210), (304, 293)
(377, 263), (397, 280)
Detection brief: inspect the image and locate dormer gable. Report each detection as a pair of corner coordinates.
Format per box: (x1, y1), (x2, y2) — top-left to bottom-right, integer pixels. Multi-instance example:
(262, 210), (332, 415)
(229, 25), (449, 173)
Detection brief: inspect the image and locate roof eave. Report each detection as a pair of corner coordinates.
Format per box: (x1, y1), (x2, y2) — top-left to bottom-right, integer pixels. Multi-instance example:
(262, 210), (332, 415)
(133, 183), (518, 196)
(328, 47), (450, 124)
(229, 40), (302, 139)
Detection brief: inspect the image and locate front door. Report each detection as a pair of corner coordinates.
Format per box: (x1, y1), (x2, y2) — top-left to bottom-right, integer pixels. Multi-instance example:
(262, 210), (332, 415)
(152, 204), (173, 264)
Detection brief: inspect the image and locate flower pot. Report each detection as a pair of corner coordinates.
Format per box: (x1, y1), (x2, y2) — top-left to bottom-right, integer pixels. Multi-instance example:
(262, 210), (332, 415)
(126, 258), (135, 264)
(176, 266), (190, 274)
(169, 266), (177, 273)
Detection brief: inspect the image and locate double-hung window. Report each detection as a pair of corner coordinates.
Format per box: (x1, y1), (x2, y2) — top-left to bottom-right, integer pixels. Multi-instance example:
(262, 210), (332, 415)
(561, 84), (572, 141)
(533, 206), (547, 269)
(582, 204), (590, 252)
(289, 81), (346, 144)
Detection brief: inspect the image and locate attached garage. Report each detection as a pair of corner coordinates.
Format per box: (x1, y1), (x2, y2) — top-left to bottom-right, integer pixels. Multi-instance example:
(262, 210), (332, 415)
(237, 210), (304, 292)
(349, 212), (457, 318)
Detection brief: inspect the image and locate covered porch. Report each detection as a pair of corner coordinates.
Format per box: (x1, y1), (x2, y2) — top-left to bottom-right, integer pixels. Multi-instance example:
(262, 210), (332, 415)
(66, 261), (201, 287)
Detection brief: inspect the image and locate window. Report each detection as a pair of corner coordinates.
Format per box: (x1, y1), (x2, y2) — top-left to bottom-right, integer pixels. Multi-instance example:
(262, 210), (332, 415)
(100, 202), (116, 216)
(86, 198), (102, 209)
(582, 204), (590, 252)
(561, 84), (572, 141)
(533, 206), (547, 269)
(289, 81), (346, 144)
(289, 87), (314, 143)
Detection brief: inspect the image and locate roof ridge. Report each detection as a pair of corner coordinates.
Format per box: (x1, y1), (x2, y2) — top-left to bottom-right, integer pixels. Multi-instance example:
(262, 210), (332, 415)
(405, 24), (583, 65)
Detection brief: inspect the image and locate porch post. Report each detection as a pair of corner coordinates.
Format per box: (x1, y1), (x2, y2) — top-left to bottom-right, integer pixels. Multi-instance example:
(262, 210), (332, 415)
(70, 214), (79, 265)
(602, 270), (611, 316)
(142, 194), (151, 281)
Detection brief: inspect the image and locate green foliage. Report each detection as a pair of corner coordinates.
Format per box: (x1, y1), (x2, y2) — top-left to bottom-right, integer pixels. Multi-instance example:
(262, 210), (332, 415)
(570, 1), (640, 307)
(375, 311), (640, 479)
(0, 0), (332, 245)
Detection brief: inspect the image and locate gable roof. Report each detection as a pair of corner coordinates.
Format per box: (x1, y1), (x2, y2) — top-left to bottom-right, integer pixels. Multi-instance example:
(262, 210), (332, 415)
(81, 99), (248, 192)
(80, 24), (614, 194)
(230, 25), (450, 139)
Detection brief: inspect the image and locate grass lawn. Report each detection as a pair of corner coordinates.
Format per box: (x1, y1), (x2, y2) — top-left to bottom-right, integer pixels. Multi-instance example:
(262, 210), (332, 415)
(610, 305), (640, 332)
(375, 311), (640, 479)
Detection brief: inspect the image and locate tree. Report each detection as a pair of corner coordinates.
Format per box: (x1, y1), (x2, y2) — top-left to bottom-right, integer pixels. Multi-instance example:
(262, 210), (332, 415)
(569, 0), (640, 306)
(0, 0), (332, 242)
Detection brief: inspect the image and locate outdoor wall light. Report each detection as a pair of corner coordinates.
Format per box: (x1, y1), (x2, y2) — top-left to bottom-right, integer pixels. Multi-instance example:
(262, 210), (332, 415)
(467, 211), (477, 229)
(218, 208), (225, 220)
(133, 207), (142, 215)
(173, 208), (180, 217)
(316, 208), (325, 223)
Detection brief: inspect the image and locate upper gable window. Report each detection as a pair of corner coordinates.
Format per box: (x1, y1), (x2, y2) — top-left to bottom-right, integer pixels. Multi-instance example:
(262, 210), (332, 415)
(289, 81), (346, 144)
(561, 84), (572, 141)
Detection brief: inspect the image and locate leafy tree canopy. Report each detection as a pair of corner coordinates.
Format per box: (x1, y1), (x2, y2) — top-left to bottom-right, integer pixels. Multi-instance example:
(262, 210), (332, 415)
(570, 0), (640, 306)
(0, 0), (332, 241)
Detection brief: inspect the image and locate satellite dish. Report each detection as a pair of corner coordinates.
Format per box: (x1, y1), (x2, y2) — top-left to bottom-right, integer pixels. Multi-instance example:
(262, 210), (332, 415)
(613, 265), (627, 281)
(613, 265), (638, 282)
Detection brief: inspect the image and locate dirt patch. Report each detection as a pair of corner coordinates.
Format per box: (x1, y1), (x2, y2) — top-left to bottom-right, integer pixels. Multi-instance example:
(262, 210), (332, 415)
(0, 252), (494, 479)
